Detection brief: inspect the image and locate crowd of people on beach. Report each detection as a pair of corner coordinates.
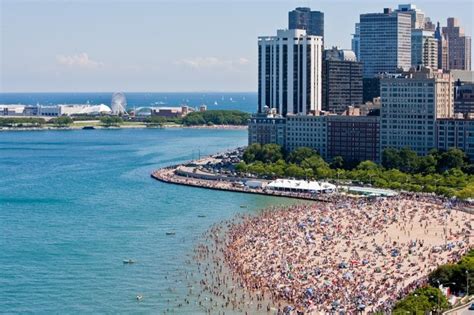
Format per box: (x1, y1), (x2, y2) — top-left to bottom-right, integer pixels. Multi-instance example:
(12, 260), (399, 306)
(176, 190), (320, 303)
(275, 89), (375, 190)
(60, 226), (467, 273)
(151, 162), (472, 314)
(205, 194), (472, 314)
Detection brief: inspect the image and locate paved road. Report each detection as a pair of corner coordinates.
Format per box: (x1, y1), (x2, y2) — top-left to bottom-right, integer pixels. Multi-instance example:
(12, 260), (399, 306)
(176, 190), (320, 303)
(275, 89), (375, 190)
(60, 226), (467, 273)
(447, 303), (473, 315)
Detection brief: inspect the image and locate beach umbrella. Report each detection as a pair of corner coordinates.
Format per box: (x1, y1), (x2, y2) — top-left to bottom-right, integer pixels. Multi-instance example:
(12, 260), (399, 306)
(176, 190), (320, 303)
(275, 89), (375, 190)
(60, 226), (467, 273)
(283, 305), (294, 314)
(357, 303), (366, 310)
(305, 288), (314, 298)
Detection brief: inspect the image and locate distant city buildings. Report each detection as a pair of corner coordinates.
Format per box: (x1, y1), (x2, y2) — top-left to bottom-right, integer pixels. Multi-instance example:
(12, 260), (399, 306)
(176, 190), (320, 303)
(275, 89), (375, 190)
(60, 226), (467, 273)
(248, 111), (286, 147)
(322, 47), (363, 114)
(258, 29), (323, 116)
(435, 22), (450, 70)
(411, 29), (438, 69)
(454, 82), (474, 117)
(288, 7), (324, 37)
(437, 118), (474, 159)
(351, 23), (360, 61)
(250, 5), (474, 162)
(359, 8), (412, 78)
(285, 115), (327, 156)
(442, 17), (472, 70)
(0, 104), (112, 117)
(327, 115), (380, 163)
(395, 4), (425, 29)
(151, 106), (193, 118)
(380, 68), (454, 156)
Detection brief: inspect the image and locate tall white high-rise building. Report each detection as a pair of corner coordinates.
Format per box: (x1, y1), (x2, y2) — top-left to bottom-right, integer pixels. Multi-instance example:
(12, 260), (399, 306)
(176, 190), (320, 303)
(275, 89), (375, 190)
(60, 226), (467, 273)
(258, 29), (323, 116)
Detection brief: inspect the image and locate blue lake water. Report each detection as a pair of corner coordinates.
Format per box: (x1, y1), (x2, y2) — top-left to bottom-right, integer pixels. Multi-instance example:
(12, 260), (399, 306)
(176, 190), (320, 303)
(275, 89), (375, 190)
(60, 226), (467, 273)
(0, 128), (289, 313)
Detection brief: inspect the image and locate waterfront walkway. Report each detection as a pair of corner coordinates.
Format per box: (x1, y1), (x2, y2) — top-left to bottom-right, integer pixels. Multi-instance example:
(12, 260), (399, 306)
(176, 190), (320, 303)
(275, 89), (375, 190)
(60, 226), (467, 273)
(151, 166), (334, 202)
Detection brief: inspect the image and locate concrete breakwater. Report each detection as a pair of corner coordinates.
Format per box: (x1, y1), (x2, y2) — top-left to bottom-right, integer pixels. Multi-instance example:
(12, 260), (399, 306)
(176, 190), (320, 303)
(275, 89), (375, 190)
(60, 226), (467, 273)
(150, 166), (332, 202)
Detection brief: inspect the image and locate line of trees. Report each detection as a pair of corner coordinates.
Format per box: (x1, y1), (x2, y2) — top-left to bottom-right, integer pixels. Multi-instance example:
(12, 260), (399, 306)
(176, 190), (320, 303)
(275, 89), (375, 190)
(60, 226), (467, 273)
(100, 116), (123, 126)
(0, 117), (46, 127)
(181, 110), (250, 126)
(235, 144), (474, 199)
(49, 116), (73, 126)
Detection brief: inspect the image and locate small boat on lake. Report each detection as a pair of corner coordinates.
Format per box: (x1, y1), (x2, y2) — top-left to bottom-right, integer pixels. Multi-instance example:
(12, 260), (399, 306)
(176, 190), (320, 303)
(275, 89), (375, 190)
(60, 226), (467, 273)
(166, 232), (176, 236)
(123, 259), (136, 264)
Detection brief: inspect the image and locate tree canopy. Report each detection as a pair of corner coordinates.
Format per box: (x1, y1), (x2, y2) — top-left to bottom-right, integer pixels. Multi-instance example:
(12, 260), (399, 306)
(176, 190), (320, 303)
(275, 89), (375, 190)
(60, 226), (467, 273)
(100, 116), (123, 126)
(182, 110), (250, 126)
(49, 116), (73, 126)
(393, 286), (449, 314)
(237, 145), (474, 199)
(0, 117), (46, 127)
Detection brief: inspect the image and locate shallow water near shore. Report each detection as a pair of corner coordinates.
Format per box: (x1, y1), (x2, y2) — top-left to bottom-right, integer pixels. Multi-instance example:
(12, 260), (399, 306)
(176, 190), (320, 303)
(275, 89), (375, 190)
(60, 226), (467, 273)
(0, 128), (294, 313)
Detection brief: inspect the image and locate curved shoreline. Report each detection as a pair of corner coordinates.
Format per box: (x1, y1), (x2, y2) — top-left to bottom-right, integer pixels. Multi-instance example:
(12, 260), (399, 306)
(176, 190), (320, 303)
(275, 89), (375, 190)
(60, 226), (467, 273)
(151, 167), (332, 202)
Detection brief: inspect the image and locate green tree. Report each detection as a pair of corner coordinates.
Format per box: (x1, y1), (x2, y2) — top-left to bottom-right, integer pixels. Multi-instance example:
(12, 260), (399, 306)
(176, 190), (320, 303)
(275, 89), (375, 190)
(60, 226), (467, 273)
(429, 249), (474, 295)
(261, 144), (284, 163)
(330, 156), (344, 169)
(145, 116), (166, 125)
(50, 116), (73, 126)
(356, 160), (379, 171)
(235, 161), (248, 173)
(418, 154), (438, 174)
(456, 183), (474, 199)
(285, 163), (305, 178)
(393, 286), (449, 314)
(100, 116), (123, 126)
(438, 148), (467, 172)
(398, 147), (420, 173)
(287, 147), (317, 165)
(382, 148), (402, 170)
(243, 143), (261, 163)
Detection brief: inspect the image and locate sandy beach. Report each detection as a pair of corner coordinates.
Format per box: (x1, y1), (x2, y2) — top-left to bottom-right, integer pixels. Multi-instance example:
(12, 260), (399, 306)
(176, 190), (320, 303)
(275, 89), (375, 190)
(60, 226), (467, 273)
(198, 195), (472, 314)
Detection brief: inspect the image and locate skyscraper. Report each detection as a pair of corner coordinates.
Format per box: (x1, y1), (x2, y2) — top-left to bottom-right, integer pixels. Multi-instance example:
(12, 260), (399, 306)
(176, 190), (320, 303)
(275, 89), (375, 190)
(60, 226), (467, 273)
(322, 47), (363, 114)
(258, 29), (323, 116)
(351, 23), (360, 61)
(411, 29), (438, 69)
(395, 4), (425, 29)
(359, 8), (412, 78)
(288, 7), (324, 38)
(435, 22), (449, 70)
(443, 18), (472, 70)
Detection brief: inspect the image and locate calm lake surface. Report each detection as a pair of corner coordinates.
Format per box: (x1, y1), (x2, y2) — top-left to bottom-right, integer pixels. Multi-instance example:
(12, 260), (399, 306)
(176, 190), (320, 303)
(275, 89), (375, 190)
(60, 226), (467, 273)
(0, 128), (290, 313)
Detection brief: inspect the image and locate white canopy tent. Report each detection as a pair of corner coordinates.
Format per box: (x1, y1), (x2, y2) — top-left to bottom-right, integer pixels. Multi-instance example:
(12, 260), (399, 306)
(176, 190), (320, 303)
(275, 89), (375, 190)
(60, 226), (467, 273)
(266, 179), (336, 194)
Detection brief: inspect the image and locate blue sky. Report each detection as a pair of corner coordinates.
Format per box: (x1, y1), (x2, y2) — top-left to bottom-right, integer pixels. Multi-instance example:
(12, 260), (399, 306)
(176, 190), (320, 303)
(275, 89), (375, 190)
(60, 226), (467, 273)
(1, 0), (472, 92)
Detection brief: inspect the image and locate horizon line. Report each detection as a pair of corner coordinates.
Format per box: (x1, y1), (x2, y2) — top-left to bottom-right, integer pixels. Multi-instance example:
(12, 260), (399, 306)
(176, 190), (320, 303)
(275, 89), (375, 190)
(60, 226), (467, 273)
(0, 91), (258, 94)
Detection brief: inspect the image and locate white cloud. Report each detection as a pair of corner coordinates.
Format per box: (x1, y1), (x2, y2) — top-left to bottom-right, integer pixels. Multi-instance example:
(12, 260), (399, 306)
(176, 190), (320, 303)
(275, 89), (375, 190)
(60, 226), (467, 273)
(174, 56), (249, 71)
(56, 53), (103, 68)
